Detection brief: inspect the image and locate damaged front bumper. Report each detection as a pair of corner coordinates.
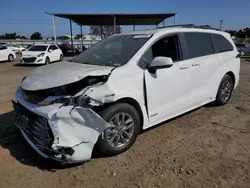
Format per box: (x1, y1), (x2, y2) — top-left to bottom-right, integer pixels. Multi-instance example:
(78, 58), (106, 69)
(13, 87), (110, 164)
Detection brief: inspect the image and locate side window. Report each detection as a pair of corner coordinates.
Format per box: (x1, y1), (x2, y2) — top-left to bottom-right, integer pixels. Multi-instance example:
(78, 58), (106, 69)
(52, 45), (58, 50)
(183, 32), (214, 59)
(48, 45), (53, 51)
(138, 35), (181, 68)
(151, 35), (180, 61)
(211, 34), (234, 53)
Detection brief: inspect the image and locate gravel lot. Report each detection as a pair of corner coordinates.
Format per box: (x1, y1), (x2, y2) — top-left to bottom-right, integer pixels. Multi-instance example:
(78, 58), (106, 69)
(0, 59), (250, 188)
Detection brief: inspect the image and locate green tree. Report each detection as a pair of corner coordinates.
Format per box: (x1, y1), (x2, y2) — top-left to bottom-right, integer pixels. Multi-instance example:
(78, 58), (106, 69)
(74, 34), (85, 39)
(30, 32), (42, 40)
(90, 25), (122, 39)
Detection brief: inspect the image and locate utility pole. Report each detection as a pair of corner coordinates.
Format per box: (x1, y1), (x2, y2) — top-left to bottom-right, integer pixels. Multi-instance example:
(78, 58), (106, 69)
(219, 20), (224, 31)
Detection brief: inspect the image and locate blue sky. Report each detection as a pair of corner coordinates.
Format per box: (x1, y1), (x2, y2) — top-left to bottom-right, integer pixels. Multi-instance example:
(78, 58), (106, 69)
(0, 0), (249, 38)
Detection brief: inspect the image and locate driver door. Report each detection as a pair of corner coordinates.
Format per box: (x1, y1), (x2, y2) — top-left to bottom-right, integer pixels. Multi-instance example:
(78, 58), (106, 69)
(47, 45), (57, 62)
(143, 34), (191, 126)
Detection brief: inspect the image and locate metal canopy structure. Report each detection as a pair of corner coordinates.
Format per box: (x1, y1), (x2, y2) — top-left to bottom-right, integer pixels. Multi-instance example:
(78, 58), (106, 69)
(46, 12), (177, 46)
(51, 13), (176, 26)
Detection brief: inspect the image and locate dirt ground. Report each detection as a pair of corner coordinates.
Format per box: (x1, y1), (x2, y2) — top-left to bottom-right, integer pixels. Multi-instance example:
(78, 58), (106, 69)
(0, 59), (250, 188)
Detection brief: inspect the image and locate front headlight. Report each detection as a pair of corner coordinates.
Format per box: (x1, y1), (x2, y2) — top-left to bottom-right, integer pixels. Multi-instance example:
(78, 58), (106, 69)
(78, 95), (103, 107)
(37, 53), (45, 57)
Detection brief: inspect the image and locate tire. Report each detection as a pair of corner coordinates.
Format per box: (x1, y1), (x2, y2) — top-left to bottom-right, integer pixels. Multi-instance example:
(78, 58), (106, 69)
(96, 103), (140, 156)
(8, 54), (14, 62)
(45, 57), (50, 65)
(215, 74), (234, 106)
(60, 54), (63, 61)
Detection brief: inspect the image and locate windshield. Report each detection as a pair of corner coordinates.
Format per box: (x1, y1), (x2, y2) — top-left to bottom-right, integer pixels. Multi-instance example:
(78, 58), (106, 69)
(28, 45), (48, 51)
(72, 34), (151, 67)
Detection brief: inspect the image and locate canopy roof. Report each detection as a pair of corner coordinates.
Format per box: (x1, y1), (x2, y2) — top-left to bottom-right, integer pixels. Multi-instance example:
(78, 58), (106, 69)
(50, 13), (176, 26)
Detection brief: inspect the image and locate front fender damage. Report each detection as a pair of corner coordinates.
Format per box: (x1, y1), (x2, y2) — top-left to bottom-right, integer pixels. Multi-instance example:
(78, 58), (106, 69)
(52, 106), (111, 163)
(14, 88), (111, 163)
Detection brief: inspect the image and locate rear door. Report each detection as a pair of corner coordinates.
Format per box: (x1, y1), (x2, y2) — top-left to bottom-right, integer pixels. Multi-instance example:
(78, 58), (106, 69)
(180, 32), (233, 106)
(143, 34), (191, 125)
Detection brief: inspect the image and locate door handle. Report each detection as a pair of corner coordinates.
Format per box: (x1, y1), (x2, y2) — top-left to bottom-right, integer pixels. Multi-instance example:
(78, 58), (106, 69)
(192, 62), (200, 66)
(179, 64), (189, 69)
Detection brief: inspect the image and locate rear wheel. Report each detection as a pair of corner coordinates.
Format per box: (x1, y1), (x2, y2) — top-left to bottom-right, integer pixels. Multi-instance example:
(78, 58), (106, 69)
(96, 103), (140, 156)
(45, 57), (50, 65)
(215, 74), (234, 106)
(8, 54), (14, 62)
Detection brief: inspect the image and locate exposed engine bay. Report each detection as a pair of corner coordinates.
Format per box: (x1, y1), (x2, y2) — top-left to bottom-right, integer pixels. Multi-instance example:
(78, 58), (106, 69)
(21, 75), (109, 105)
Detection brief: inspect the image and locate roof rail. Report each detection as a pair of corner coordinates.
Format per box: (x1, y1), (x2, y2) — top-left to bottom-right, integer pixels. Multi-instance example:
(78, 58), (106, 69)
(157, 24), (219, 30)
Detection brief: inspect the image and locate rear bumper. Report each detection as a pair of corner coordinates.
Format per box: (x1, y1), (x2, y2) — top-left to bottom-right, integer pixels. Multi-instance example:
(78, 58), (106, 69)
(13, 87), (110, 163)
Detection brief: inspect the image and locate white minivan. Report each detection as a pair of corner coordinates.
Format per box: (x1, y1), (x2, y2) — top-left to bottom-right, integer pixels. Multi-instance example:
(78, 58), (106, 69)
(13, 27), (241, 163)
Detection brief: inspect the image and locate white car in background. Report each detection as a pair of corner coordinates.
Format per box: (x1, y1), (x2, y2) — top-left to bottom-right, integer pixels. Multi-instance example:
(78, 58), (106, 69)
(4, 44), (26, 53)
(21, 44), (63, 64)
(0, 45), (16, 62)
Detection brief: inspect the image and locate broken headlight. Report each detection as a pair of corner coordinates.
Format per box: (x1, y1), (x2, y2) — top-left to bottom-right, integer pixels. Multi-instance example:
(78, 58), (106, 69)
(53, 95), (103, 107)
(77, 95), (103, 107)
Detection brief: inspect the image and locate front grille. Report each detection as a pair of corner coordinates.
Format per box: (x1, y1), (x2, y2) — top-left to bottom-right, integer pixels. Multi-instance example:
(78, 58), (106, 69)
(12, 101), (54, 154)
(22, 57), (37, 63)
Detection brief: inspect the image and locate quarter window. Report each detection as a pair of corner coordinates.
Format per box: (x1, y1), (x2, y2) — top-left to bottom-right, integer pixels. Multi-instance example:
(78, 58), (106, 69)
(183, 32), (214, 59)
(211, 34), (233, 53)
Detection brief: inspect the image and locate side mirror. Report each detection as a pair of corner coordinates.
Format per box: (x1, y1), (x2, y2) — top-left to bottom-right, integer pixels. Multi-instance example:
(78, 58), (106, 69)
(48, 49), (53, 53)
(147, 56), (173, 73)
(237, 50), (244, 58)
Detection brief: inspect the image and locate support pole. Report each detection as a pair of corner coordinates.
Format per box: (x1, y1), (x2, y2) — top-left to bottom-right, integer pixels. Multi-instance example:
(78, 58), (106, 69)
(80, 25), (83, 49)
(163, 19), (165, 27)
(219, 20), (224, 31)
(174, 14), (177, 26)
(70, 19), (73, 46)
(101, 25), (103, 39)
(52, 15), (57, 44)
(113, 16), (116, 34)
(133, 20), (135, 31)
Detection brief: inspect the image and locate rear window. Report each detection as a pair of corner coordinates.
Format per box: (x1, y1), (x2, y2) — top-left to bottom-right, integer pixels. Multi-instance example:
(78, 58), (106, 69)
(211, 34), (233, 53)
(183, 32), (214, 59)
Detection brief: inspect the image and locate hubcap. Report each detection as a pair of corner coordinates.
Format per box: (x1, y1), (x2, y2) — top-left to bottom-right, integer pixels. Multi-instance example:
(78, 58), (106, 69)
(105, 113), (135, 148)
(220, 80), (231, 102)
(9, 56), (13, 61)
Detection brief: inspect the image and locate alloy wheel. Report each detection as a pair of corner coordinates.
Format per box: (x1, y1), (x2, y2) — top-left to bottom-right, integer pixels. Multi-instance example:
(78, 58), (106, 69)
(105, 112), (135, 148)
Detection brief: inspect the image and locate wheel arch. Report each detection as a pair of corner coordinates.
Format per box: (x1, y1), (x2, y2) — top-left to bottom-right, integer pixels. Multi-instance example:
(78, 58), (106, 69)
(225, 71), (235, 88)
(93, 97), (144, 131)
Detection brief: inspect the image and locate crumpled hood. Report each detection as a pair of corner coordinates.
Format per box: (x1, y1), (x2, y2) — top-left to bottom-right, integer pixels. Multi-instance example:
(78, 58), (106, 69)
(21, 61), (114, 91)
(22, 51), (44, 57)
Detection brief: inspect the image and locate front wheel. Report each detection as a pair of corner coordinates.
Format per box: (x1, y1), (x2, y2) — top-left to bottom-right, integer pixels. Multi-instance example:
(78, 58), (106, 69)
(8, 54), (14, 62)
(45, 57), (50, 65)
(59, 54), (63, 61)
(96, 103), (140, 156)
(215, 74), (234, 106)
